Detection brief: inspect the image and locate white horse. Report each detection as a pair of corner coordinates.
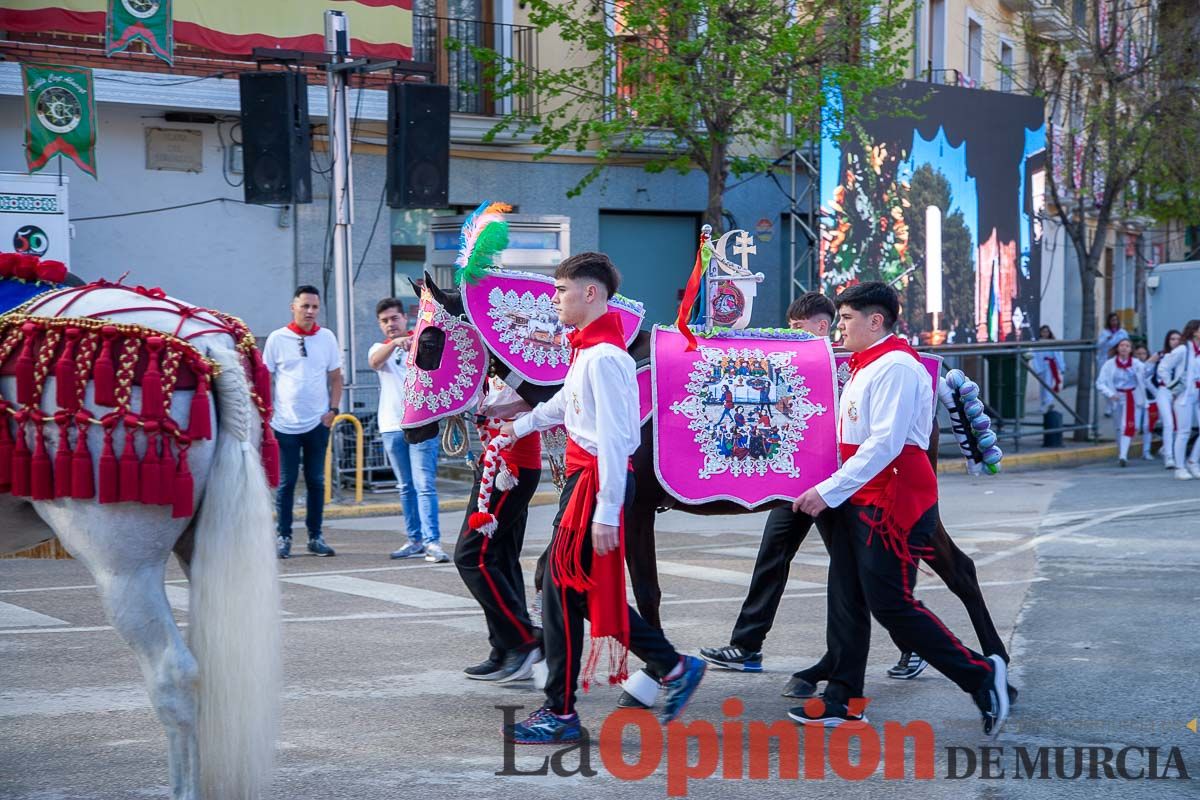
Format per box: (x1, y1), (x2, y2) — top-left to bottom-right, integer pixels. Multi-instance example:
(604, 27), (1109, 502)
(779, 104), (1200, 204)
(0, 285), (281, 800)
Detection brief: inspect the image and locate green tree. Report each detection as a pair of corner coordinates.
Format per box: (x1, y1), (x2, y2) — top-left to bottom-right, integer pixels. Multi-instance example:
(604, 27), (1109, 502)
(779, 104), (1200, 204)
(475, 0), (912, 228)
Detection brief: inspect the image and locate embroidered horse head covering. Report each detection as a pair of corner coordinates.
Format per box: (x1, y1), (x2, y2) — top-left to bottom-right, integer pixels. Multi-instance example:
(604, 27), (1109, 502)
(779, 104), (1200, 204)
(399, 286), (488, 429)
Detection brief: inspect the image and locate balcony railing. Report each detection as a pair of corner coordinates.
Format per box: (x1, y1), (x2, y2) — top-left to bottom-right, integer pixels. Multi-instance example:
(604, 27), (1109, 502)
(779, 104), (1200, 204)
(413, 14), (538, 117)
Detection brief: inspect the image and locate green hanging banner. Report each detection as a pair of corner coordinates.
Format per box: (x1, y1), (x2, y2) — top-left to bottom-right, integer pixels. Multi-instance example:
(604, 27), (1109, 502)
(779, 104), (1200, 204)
(106, 0), (174, 65)
(22, 63), (99, 179)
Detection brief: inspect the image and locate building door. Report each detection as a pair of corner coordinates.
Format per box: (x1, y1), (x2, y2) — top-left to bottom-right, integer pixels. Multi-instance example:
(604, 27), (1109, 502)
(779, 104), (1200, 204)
(599, 211), (701, 330)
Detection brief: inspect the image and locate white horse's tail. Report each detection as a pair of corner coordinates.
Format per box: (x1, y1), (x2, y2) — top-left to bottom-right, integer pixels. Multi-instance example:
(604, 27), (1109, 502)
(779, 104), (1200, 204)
(190, 344), (281, 798)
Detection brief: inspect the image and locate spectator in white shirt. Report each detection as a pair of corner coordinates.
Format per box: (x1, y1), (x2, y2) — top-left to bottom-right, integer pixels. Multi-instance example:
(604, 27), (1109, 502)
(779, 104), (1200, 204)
(368, 298), (446, 563)
(262, 285), (344, 559)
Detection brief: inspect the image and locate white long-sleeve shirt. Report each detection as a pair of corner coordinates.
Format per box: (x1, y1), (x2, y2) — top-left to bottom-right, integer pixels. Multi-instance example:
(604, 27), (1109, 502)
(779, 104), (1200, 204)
(815, 335), (933, 509)
(513, 342), (640, 526)
(1096, 357), (1148, 407)
(1156, 342), (1200, 400)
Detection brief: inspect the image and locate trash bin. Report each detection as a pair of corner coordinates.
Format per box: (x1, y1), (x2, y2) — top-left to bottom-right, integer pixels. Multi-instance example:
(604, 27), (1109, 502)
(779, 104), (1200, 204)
(1043, 408), (1063, 448)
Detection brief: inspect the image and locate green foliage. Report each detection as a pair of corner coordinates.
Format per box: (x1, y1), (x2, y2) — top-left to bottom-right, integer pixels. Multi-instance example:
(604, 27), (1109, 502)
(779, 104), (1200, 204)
(473, 0), (913, 219)
(901, 164), (974, 339)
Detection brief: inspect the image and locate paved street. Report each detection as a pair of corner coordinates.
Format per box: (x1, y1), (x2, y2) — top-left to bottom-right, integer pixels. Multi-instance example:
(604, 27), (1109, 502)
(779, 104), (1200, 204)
(2, 459), (1199, 798)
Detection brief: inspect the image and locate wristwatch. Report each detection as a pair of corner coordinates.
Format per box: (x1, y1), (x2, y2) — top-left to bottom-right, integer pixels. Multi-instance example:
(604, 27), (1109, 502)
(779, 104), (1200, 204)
(329, 406), (340, 415)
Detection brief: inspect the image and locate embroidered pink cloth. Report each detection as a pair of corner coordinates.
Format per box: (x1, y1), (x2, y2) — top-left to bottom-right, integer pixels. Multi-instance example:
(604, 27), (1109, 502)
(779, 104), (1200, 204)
(651, 326), (839, 508)
(400, 289), (489, 429)
(460, 269), (644, 386)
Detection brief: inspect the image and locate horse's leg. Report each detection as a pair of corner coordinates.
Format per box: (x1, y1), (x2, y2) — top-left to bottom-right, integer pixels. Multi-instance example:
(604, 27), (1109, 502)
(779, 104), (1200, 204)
(927, 518), (1009, 662)
(48, 513), (199, 800)
(625, 499), (662, 630)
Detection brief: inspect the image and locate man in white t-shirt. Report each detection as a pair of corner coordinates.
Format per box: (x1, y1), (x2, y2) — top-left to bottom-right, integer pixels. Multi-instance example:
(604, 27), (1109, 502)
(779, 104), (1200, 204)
(262, 285), (344, 559)
(368, 298), (445, 562)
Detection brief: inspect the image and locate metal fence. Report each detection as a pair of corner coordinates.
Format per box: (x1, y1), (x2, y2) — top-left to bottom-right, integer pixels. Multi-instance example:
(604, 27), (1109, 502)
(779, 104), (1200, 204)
(412, 14), (539, 117)
(920, 339), (1103, 454)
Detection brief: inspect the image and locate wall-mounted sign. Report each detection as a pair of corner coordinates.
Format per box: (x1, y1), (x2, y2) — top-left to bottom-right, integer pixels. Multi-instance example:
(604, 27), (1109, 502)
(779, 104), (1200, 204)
(145, 127), (202, 173)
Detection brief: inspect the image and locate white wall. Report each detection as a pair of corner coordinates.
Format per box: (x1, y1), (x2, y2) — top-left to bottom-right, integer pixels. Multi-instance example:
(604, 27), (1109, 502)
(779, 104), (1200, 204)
(0, 96), (293, 337)
(1040, 218), (1067, 340)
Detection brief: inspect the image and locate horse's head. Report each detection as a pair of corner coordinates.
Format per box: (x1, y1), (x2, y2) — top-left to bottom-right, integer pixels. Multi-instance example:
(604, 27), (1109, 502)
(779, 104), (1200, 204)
(400, 271), (488, 444)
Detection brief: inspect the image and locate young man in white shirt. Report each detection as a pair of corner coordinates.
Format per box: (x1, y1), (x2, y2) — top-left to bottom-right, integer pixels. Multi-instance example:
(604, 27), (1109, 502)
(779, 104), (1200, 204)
(368, 298), (446, 562)
(1157, 319), (1200, 479)
(262, 285), (344, 559)
(498, 253), (706, 744)
(790, 281), (1009, 736)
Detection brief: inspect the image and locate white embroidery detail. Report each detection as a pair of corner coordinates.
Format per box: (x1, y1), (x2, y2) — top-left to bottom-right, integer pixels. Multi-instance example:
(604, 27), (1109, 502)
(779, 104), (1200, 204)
(668, 345), (827, 479)
(485, 287), (571, 368)
(403, 306), (482, 413)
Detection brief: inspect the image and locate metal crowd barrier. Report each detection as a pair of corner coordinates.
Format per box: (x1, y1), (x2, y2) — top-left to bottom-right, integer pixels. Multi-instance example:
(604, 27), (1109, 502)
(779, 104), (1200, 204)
(914, 339), (1102, 453)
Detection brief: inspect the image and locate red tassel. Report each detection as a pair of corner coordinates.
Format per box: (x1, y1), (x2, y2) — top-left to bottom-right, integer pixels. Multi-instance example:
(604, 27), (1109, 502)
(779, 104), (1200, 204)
(158, 434), (176, 506)
(0, 404), (13, 493)
(141, 337), (165, 420)
(94, 326), (119, 407)
(71, 417), (94, 500)
(15, 322), (39, 406)
(469, 511), (495, 530)
(118, 420), (140, 503)
(98, 423), (119, 503)
(140, 423), (161, 505)
(53, 413), (72, 499)
(173, 447), (194, 519)
(261, 422), (280, 487)
(55, 327), (81, 411)
(187, 372), (213, 440)
(30, 421), (53, 501)
(253, 350), (272, 406)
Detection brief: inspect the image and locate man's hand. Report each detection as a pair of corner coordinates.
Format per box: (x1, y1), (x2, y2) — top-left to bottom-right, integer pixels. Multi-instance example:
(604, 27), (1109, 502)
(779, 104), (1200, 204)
(321, 410), (336, 428)
(793, 487), (828, 516)
(592, 522), (620, 556)
(498, 421), (517, 438)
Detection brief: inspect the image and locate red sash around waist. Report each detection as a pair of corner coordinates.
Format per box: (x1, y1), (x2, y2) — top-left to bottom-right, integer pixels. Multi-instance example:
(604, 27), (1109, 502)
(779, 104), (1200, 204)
(839, 442), (938, 565)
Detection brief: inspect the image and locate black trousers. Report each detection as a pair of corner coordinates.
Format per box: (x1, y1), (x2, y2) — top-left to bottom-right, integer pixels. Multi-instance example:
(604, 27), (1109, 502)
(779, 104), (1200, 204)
(730, 507), (817, 651)
(453, 466), (541, 654)
(823, 502), (993, 703)
(543, 471), (679, 716)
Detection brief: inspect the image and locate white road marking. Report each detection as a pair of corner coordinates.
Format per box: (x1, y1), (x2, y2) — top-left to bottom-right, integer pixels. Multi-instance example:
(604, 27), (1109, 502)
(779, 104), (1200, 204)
(655, 560), (824, 589)
(281, 575), (478, 609)
(0, 600), (67, 628)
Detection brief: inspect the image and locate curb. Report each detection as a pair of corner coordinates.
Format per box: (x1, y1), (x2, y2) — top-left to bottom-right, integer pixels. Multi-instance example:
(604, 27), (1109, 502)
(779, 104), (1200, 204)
(937, 440), (1144, 475)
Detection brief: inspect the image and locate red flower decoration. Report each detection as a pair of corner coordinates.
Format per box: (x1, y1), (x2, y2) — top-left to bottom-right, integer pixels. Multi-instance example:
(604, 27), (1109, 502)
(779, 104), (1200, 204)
(0, 253), (19, 279)
(36, 260), (67, 284)
(14, 254), (40, 282)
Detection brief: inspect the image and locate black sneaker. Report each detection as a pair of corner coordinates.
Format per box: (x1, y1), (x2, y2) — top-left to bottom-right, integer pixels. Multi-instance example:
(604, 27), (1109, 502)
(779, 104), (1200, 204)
(787, 696), (868, 727)
(617, 691), (651, 709)
(465, 648), (506, 680)
(307, 536), (336, 557)
(495, 646), (543, 684)
(276, 535), (292, 560)
(886, 651), (929, 680)
(781, 674), (820, 699)
(700, 645), (763, 672)
(973, 654), (1011, 737)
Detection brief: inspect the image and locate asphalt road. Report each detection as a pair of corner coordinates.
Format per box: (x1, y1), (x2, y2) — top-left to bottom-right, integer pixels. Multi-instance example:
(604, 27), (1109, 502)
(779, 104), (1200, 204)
(2, 458), (1199, 799)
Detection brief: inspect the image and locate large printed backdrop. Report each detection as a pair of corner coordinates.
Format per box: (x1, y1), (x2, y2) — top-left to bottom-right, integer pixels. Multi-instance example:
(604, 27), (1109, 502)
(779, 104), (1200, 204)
(821, 82), (1046, 344)
(652, 327), (838, 509)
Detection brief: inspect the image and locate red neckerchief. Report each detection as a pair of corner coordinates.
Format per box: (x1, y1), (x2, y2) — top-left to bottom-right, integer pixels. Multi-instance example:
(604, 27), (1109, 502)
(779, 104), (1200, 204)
(1116, 356), (1133, 370)
(288, 322), (320, 336)
(847, 334), (920, 379)
(841, 333), (937, 566)
(568, 311), (626, 363)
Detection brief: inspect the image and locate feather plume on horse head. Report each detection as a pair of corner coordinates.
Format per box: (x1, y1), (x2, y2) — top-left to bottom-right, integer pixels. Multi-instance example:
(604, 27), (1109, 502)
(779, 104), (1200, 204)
(454, 201), (511, 285)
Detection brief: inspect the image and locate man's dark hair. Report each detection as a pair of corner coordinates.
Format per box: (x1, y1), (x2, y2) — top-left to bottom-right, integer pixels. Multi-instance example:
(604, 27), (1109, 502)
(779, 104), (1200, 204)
(375, 297), (405, 317)
(555, 252), (621, 298)
(294, 285), (321, 299)
(786, 292), (836, 323)
(835, 281), (899, 330)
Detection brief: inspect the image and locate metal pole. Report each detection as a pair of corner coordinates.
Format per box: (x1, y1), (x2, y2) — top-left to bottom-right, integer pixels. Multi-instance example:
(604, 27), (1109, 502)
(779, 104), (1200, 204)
(326, 10), (356, 403)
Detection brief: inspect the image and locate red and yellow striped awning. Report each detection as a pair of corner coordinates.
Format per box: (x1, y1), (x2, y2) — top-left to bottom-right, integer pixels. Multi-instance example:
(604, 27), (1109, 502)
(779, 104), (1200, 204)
(0, 0), (413, 59)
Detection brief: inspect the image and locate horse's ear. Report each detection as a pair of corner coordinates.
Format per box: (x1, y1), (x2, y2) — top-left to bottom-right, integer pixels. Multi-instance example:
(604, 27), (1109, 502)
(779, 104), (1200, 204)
(424, 270), (450, 308)
(407, 276), (422, 297)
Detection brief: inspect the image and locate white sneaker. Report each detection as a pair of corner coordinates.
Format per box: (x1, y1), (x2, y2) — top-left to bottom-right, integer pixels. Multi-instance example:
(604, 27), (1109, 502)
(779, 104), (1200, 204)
(1165, 459), (1176, 470)
(1189, 463), (1200, 479)
(1175, 468), (1194, 481)
(424, 543), (450, 563)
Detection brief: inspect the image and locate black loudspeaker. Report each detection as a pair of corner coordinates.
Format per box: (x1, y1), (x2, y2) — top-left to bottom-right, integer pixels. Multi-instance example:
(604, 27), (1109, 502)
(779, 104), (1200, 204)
(238, 71), (312, 205)
(387, 83), (450, 209)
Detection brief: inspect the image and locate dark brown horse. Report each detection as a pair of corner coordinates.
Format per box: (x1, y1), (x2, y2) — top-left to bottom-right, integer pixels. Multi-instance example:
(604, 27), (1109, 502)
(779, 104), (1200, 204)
(406, 274), (1008, 663)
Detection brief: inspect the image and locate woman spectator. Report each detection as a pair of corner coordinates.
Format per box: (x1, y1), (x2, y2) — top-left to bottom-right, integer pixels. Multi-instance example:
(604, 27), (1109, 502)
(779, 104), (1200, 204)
(1096, 338), (1149, 467)
(1031, 325), (1067, 414)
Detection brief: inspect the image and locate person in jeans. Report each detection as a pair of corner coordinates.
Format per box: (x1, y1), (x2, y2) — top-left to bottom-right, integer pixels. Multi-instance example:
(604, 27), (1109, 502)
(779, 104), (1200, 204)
(369, 298), (446, 562)
(262, 285), (344, 559)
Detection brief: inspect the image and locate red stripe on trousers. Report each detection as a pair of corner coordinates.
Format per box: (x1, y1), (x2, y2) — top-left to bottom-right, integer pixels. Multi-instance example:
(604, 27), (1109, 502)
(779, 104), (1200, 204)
(900, 552), (992, 673)
(477, 491), (533, 646)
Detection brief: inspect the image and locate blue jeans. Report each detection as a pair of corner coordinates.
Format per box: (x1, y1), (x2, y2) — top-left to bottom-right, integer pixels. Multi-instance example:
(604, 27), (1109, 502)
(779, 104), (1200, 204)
(275, 423), (330, 539)
(381, 431), (441, 545)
